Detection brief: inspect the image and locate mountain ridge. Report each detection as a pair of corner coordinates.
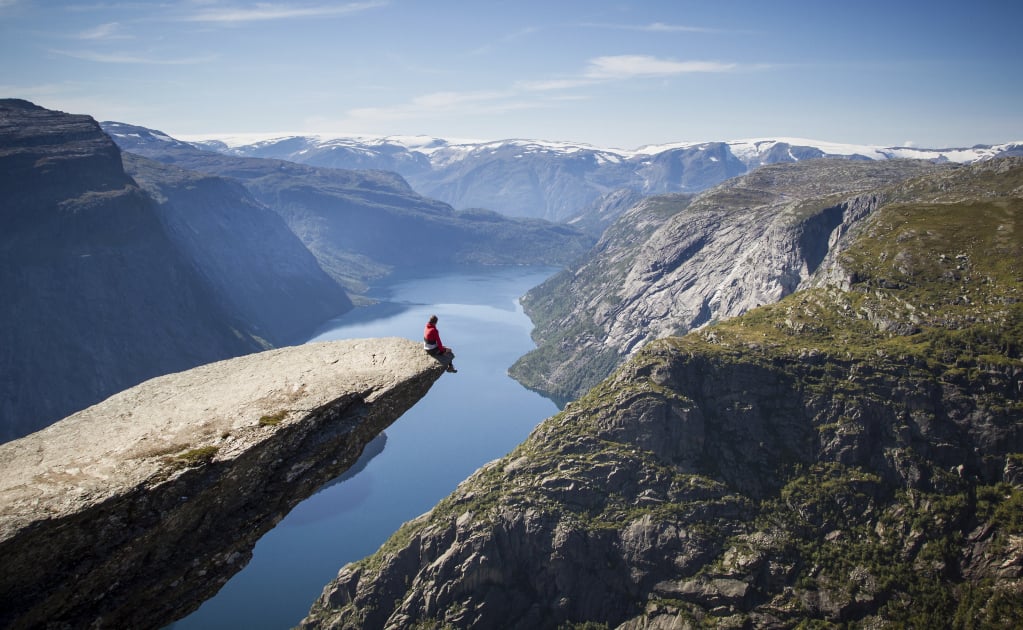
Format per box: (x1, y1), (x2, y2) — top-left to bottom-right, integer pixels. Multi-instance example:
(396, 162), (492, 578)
(102, 121), (595, 295)
(167, 130), (1021, 223)
(183, 131), (1022, 164)
(120, 152), (353, 346)
(0, 99), (269, 440)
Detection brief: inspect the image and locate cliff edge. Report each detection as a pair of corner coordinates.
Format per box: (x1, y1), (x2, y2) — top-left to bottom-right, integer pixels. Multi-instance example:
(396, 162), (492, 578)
(0, 337), (445, 629)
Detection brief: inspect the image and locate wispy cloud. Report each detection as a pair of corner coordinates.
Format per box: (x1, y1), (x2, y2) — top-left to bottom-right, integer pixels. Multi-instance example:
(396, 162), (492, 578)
(584, 55), (736, 79)
(183, 1), (387, 24)
(582, 21), (726, 34)
(521, 54), (738, 92)
(517, 78), (599, 92)
(340, 53), (743, 127)
(78, 22), (132, 40)
(643, 22), (720, 33)
(346, 89), (535, 122)
(470, 25), (543, 56)
(49, 48), (217, 65)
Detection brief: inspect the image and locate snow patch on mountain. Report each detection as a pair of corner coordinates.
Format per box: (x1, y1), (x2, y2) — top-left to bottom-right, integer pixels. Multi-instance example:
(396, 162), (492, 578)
(175, 130), (1020, 168)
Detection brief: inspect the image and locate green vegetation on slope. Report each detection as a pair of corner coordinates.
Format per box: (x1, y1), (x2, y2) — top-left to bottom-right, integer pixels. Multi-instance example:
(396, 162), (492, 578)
(681, 195), (1021, 380)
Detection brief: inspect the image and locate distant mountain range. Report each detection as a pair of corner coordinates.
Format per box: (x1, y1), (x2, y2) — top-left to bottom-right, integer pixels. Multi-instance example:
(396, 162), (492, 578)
(178, 132), (1023, 226)
(102, 122), (594, 293)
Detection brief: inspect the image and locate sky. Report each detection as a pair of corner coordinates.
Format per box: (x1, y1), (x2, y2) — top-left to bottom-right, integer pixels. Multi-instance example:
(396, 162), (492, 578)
(2, 0), (1021, 150)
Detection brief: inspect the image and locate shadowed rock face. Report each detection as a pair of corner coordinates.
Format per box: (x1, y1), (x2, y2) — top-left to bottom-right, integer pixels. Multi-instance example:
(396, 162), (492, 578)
(1, 100), (358, 441)
(121, 152), (353, 346)
(0, 337), (445, 630)
(0, 100), (130, 207)
(0, 99), (266, 441)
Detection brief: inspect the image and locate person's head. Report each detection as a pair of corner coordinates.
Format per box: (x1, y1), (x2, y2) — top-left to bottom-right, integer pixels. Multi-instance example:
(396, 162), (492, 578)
(429, 315), (438, 324)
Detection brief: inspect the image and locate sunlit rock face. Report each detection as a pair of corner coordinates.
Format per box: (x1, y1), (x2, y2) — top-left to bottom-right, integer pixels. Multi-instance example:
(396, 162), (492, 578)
(510, 159), (947, 404)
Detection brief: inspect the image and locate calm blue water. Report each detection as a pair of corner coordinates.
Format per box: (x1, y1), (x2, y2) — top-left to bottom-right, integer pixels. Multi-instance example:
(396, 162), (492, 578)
(174, 266), (559, 629)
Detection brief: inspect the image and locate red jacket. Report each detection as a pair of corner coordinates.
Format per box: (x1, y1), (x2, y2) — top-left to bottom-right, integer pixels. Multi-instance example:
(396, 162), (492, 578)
(423, 322), (446, 352)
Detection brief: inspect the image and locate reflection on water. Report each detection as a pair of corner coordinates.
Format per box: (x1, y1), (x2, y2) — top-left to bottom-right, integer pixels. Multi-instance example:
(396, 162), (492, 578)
(174, 266), (559, 629)
(280, 433), (387, 528)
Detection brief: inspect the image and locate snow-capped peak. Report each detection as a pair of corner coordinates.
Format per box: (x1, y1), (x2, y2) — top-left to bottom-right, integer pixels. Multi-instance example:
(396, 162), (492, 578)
(170, 129), (1021, 169)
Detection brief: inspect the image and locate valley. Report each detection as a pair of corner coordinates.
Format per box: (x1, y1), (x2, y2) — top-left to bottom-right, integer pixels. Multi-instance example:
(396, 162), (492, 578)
(303, 157), (1023, 629)
(1, 98), (1021, 628)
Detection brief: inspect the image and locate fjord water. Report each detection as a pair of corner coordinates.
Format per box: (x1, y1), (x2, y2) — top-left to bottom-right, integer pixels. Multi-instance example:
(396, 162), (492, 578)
(174, 266), (560, 629)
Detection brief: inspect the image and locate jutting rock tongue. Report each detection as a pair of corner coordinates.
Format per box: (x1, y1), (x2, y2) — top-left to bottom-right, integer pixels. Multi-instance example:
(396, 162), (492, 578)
(0, 338), (446, 630)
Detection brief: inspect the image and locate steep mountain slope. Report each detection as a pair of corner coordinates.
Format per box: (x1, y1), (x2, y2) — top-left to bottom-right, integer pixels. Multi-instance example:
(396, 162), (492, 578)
(190, 133), (1022, 222)
(565, 187), (647, 238)
(104, 123), (595, 293)
(510, 159), (949, 404)
(405, 140), (637, 222)
(0, 100), (262, 441)
(302, 158), (1023, 629)
(121, 153), (352, 346)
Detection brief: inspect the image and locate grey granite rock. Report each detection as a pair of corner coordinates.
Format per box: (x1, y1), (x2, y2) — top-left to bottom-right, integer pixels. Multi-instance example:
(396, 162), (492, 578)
(0, 337), (444, 629)
(511, 160), (947, 403)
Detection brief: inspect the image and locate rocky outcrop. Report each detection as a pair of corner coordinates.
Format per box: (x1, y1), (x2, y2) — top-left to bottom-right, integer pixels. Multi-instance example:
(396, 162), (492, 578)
(302, 159), (1023, 628)
(0, 99), (265, 441)
(510, 159), (949, 404)
(0, 337), (445, 630)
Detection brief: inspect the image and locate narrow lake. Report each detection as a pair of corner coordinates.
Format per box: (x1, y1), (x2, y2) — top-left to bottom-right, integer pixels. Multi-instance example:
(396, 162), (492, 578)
(174, 266), (560, 629)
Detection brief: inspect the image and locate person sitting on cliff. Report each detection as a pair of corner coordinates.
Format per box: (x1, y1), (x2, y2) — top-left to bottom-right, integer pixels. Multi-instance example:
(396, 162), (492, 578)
(423, 314), (457, 373)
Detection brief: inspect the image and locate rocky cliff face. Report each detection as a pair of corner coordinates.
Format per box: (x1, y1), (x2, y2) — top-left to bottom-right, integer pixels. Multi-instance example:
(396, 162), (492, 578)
(510, 159), (949, 404)
(121, 153), (352, 346)
(0, 101), (362, 441)
(0, 337), (445, 630)
(0, 99), (264, 441)
(566, 187), (648, 238)
(302, 159), (1023, 628)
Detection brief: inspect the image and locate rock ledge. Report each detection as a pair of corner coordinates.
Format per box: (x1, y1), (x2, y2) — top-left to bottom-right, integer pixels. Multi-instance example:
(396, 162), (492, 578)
(0, 337), (444, 629)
